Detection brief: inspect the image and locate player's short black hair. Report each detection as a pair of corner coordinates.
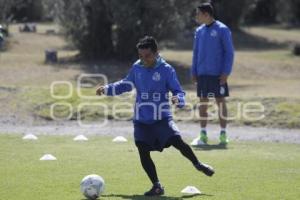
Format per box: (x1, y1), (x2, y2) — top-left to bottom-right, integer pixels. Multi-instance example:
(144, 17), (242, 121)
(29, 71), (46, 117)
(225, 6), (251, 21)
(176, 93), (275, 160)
(136, 36), (158, 53)
(197, 2), (214, 17)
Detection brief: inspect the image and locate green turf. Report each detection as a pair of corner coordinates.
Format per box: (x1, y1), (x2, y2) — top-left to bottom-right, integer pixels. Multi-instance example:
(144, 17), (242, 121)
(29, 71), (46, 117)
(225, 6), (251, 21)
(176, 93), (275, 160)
(0, 134), (299, 200)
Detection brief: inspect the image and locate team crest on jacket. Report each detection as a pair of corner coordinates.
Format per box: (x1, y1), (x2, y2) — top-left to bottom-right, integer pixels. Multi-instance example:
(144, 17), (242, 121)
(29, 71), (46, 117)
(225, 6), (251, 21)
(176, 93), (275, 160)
(169, 120), (179, 132)
(152, 72), (161, 81)
(137, 72), (142, 79)
(210, 29), (217, 37)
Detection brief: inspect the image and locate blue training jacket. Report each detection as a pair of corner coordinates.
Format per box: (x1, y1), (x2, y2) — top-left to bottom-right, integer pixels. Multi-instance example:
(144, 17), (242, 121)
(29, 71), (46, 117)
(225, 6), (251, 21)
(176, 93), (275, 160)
(104, 56), (185, 124)
(191, 20), (234, 76)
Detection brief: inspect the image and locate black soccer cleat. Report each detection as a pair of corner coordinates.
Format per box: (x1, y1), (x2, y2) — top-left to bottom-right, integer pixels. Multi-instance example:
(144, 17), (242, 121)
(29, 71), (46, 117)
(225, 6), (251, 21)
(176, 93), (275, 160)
(195, 162), (215, 177)
(144, 184), (165, 196)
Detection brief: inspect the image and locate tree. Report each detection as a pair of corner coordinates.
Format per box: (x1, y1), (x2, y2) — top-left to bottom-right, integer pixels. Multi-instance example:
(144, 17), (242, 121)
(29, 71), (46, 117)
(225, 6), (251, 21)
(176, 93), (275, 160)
(0, 0), (23, 31)
(212, 0), (249, 30)
(53, 0), (190, 60)
(52, 0), (254, 60)
(243, 0), (278, 25)
(276, 0), (300, 26)
(54, 0), (114, 59)
(1, 0), (44, 24)
(10, 0), (43, 22)
(109, 0), (187, 60)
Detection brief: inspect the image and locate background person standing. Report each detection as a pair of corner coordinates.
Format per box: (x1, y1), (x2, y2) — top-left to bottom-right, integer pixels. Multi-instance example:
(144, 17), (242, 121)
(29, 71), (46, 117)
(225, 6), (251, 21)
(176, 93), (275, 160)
(191, 2), (234, 145)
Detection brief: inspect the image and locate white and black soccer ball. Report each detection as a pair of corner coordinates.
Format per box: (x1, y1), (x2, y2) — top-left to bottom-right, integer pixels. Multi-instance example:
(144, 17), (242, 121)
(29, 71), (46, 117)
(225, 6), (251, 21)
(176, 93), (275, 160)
(80, 174), (105, 200)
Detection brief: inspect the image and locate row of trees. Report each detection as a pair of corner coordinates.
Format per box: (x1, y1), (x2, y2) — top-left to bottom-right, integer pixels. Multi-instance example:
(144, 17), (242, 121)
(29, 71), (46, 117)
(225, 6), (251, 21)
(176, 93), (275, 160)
(50, 0), (196, 60)
(1, 0), (300, 59)
(47, 0), (300, 60)
(42, 0), (249, 60)
(244, 0), (300, 25)
(0, 0), (43, 25)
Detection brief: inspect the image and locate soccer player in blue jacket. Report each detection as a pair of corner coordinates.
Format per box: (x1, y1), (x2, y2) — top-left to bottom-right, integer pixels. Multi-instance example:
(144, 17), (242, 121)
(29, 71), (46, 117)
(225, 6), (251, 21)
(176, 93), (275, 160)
(191, 3), (234, 145)
(96, 36), (214, 196)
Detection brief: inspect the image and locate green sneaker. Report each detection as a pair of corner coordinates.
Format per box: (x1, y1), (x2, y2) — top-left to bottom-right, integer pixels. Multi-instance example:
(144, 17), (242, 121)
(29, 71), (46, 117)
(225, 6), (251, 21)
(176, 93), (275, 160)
(219, 131), (229, 145)
(199, 130), (208, 144)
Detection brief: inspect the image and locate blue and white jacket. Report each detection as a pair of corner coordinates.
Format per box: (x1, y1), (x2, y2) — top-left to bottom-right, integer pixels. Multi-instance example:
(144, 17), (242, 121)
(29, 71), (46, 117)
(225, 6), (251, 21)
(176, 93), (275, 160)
(191, 20), (234, 76)
(104, 56), (185, 124)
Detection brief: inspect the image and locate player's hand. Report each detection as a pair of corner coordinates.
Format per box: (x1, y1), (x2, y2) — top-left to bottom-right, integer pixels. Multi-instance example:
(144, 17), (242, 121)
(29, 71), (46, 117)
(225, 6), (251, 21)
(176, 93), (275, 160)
(219, 74), (228, 85)
(96, 85), (105, 96)
(171, 96), (179, 105)
(192, 75), (197, 85)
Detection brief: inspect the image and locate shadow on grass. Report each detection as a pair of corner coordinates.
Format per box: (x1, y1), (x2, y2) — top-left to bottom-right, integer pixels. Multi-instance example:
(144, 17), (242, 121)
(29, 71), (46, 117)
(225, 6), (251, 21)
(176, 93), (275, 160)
(50, 54), (193, 86)
(233, 29), (286, 50)
(51, 56), (134, 84)
(52, 28), (288, 87)
(45, 28), (289, 92)
(101, 193), (213, 199)
(165, 28), (287, 51)
(192, 144), (228, 151)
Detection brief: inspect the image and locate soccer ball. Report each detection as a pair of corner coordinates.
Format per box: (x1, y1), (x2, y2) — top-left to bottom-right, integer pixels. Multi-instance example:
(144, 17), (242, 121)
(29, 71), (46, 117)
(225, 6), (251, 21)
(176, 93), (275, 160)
(80, 174), (105, 200)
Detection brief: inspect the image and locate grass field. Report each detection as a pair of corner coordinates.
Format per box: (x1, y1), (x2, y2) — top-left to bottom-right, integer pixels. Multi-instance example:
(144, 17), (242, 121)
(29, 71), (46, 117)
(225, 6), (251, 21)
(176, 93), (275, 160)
(1, 22), (300, 200)
(1, 23), (300, 127)
(0, 134), (299, 200)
